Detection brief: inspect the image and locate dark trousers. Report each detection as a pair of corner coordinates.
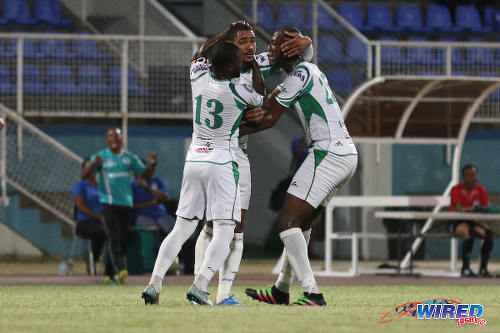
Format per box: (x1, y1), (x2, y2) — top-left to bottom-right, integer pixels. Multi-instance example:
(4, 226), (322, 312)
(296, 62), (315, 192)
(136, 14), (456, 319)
(102, 204), (132, 277)
(75, 219), (108, 260)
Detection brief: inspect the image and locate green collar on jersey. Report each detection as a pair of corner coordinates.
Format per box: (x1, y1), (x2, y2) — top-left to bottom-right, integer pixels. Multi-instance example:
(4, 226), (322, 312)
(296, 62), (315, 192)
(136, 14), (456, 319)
(209, 71), (230, 82)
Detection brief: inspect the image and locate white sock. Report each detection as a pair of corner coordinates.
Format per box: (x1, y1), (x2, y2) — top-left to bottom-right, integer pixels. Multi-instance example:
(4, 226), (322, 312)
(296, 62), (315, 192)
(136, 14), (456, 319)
(279, 228), (319, 294)
(151, 216), (198, 286)
(194, 225), (213, 277)
(275, 229), (311, 294)
(217, 232), (244, 302)
(194, 220), (235, 292)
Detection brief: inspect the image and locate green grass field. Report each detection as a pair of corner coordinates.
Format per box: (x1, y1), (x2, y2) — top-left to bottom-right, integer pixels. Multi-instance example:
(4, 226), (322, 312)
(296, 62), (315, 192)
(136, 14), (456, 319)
(1, 284), (499, 333)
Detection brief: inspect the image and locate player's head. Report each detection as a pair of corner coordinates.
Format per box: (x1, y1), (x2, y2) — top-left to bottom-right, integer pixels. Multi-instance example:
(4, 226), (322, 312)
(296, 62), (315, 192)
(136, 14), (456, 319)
(81, 157), (90, 169)
(106, 128), (122, 152)
(225, 21), (256, 63)
(209, 41), (242, 79)
(268, 26), (302, 68)
(462, 164), (478, 187)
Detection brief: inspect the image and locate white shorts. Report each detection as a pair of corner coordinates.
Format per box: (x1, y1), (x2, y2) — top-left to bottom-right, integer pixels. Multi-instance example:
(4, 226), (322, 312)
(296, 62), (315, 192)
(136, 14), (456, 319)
(287, 149), (358, 208)
(176, 160), (241, 222)
(236, 148), (251, 210)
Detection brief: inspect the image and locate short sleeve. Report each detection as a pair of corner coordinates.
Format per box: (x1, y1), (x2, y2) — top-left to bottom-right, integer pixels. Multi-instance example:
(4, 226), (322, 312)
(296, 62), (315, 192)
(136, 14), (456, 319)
(302, 44), (314, 62)
(479, 185), (491, 206)
(154, 178), (167, 194)
(275, 66), (311, 108)
(230, 83), (263, 108)
(71, 181), (85, 198)
(130, 154), (147, 176)
(449, 186), (459, 211)
(190, 57), (210, 81)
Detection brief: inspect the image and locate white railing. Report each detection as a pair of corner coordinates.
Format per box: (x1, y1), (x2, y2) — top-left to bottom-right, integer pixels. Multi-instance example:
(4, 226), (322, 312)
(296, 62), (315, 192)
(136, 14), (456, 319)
(0, 104), (82, 229)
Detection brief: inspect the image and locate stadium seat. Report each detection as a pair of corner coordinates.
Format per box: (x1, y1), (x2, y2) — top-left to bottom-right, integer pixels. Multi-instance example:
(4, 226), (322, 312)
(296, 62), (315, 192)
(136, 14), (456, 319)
(34, 0), (72, 26)
(23, 39), (45, 59)
(489, 88), (500, 100)
(275, 3), (306, 31)
(436, 37), (466, 66)
(426, 5), (460, 33)
(306, 4), (342, 32)
(378, 36), (408, 65)
(396, 5), (429, 33)
(77, 66), (109, 95)
(72, 39), (109, 60)
(0, 0), (37, 25)
(484, 6), (495, 29)
(366, 4), (401, 32)
(40, 35), (75, 59)
(466, 38), (498, 66)
(455, 5), (491, 33)
(337, 4), (365, 31)
(109, 66), (148, 97)
(344, 36), (366, 64)
(0, 40), (17, 59)
(246, 3), (274, 32)
(46, 65), (80, 95)
(23, 65), (47, 95)
(0, 65), (15, 95)
(326, 69), (353, 98)
(406, 37), (443, 65)
(317, 36), (342, 64)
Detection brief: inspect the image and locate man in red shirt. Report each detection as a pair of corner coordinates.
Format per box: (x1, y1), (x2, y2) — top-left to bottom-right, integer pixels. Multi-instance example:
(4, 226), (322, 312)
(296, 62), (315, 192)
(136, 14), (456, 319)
(450, 164), (493, 277)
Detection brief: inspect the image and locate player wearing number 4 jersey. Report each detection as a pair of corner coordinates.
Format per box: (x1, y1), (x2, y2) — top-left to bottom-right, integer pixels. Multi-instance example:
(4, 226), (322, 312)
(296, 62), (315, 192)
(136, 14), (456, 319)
(192, 21), (313, 305)
(142, 41), (263, 306)
(243, 27), (358, 307)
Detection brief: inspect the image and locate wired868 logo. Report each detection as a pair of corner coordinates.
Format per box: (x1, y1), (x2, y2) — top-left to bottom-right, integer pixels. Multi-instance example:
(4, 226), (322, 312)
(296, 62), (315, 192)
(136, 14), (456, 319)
(378, 298), (487, 327)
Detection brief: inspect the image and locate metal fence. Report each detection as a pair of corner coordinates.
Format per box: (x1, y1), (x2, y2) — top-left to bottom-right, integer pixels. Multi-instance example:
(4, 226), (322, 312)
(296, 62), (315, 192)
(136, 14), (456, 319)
(0, 104), (82, 224)
(0, 33), (204, 123)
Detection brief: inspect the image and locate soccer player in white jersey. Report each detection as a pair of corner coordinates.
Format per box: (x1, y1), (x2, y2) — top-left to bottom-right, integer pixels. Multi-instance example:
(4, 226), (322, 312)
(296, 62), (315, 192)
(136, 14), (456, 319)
(243, 27), (358, 306)
(142, 41), (263, 306)
(192, 21), (314, 305)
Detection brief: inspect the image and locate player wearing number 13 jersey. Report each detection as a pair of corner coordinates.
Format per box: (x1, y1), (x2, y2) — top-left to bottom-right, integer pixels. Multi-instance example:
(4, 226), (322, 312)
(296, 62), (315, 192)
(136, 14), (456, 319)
(142, 42), (263, 306)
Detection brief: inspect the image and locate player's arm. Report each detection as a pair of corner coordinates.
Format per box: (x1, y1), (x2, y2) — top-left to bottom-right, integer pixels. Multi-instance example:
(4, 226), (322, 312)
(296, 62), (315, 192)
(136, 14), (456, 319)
(74, 195), (104, 222)
(139, 153), (158, 180)
(251, 57), (265, 95)
(192, 32), (225, 61)
(81, 155), (102, 180)
(240, 89), (286, 135)
(281, 31), (312, 59)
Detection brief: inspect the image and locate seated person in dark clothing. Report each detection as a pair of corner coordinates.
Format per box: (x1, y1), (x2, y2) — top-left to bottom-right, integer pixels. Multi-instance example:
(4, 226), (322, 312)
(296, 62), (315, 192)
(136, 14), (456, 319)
(72, 158), (108, 272)
(132, 171), (175, 238)
(450, 164), (494, 278)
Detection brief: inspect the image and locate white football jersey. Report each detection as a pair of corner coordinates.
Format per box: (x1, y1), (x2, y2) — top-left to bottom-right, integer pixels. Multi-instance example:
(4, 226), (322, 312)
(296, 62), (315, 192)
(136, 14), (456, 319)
(276, 61), (356, 155)
(189, 58), (263, 152)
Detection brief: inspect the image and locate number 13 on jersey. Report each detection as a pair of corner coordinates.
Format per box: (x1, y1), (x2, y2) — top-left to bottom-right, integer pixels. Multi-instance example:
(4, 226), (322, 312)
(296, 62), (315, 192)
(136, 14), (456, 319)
(195, 95), (224, 129)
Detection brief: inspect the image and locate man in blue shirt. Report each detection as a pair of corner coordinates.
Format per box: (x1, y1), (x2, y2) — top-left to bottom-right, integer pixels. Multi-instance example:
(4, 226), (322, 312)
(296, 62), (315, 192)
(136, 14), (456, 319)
(81, 128), (157, 284)
(72, 158), (107, 272)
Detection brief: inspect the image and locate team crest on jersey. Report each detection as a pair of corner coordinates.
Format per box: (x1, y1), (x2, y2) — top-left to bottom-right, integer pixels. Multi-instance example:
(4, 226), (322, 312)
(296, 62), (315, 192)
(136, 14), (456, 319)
(257, 54), (266, 63)
(122, 157), (130, 165)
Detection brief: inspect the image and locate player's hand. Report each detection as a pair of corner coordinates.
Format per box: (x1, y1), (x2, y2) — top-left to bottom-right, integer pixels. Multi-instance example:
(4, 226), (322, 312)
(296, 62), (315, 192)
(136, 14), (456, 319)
(244, 107), (264, 125)
(281, 31), (311, 58)
(149, 152), (158, 165)
(92, 155), (103, 166)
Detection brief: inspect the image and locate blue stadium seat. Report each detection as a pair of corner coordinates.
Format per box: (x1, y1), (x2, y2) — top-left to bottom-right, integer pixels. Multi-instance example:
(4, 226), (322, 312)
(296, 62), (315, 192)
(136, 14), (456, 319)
(40, 35), (75, 59)
(78, 66), (109, 95)
(477, 71), (498, 77)
(378, 36), (407, 65)
(326, 69), (353, 98)
(484, 6), (495, 29)
(406, 37), (443, 65)
(46, 65), (80, 95)
(366, 5), (401, 32)
(344, 37), (366, 64)
(23, 65), (46, 95)
(317, 36), (342, 64)
(426, 5), (460, 33)
(337, 4), (365, 31)
(306, 4), (342, 32)
(0, 65), (15, 95)
(455, 5), (491, 33)
(72, 39), (109, 60)
(396, 5), (429, 33)
(1, 0), (37, 25)
(275, 3), (306, 31)
(0, 40), (17, 59)
(246, 3), (274, 31)
(34, 0), (72, 26)
(466, 38), (498, 66)
(23, 39), (44, 59)
(109, 66), (148, 97)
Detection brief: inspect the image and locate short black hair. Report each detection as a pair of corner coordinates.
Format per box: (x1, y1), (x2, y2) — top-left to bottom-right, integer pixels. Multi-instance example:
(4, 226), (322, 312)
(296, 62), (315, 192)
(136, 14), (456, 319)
(81, 157), (90, 169)
(280, 26), (302, 41)
(225, 22), (253, 42)
(209, 41), (240, 74)
(462, 164), (477, 174)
